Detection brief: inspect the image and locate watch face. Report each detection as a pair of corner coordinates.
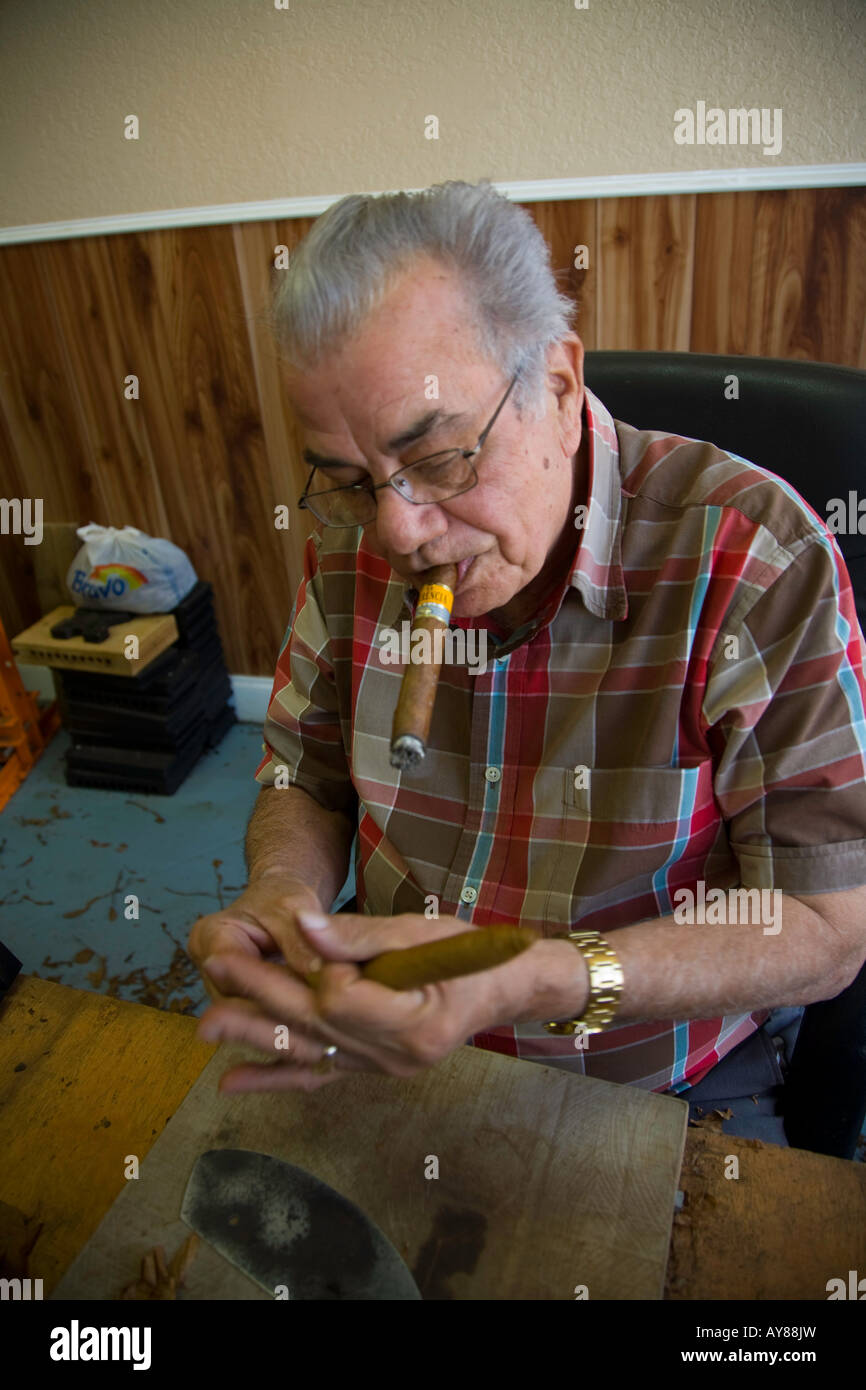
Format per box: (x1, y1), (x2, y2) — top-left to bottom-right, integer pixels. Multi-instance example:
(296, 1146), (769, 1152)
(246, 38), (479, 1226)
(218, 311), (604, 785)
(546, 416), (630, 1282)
(595, 966), (622, 988)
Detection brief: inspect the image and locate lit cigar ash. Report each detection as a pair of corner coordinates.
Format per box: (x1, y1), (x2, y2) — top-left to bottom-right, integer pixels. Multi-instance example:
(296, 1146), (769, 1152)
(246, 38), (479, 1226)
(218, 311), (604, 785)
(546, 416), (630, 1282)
(390, 562), (458, 771)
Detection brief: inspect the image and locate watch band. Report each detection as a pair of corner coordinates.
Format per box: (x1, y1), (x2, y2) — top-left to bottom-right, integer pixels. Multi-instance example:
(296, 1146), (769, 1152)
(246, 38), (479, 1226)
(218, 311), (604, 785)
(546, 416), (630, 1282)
(543, 929), (624, 1035)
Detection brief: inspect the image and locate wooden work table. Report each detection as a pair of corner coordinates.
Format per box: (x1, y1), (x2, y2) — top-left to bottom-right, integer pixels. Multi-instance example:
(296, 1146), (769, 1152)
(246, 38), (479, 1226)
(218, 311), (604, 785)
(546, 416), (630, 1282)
(2, 974), (864, 1301)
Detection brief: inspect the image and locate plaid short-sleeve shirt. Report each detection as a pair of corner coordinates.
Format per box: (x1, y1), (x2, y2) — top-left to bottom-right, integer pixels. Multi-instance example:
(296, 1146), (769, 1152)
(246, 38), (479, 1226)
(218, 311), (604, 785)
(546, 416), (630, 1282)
(255, 386), (866, 1093)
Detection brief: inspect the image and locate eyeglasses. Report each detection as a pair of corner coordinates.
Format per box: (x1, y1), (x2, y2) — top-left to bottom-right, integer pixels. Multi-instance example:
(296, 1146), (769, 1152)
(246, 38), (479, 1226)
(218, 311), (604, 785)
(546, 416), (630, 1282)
(297, 371), (520, 527)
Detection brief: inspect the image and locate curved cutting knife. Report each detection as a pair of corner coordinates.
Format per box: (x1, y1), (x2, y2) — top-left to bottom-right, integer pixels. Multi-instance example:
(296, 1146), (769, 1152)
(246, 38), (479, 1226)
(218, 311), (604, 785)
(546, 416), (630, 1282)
(180, 1148), (422, 1300)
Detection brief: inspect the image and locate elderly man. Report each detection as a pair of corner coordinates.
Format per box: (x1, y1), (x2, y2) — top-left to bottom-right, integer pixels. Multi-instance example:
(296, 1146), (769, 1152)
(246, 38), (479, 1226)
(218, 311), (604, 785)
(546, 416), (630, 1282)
(188, 180), (866, 1145)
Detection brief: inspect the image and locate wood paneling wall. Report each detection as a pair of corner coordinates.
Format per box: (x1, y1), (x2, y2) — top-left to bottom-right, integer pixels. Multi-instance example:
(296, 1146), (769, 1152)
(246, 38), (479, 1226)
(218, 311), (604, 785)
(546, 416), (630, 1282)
(1, 188), (864, 676)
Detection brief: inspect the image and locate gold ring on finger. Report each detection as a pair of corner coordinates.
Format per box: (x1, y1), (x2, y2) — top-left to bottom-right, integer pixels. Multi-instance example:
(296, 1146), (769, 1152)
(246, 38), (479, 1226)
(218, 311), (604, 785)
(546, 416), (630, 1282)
(314, 1043), (340, 1074)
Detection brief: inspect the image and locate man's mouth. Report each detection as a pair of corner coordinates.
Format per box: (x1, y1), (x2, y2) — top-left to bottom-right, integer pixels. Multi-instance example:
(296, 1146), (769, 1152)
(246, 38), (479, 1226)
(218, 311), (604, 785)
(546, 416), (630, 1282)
(402, 555), (478, 590)
(456, 555), (476, 590)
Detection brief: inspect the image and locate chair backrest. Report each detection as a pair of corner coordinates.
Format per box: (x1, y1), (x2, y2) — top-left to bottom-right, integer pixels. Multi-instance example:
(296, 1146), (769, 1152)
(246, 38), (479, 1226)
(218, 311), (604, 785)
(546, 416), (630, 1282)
(583, 351), (866, 633)
(581, 351), (866, 1159)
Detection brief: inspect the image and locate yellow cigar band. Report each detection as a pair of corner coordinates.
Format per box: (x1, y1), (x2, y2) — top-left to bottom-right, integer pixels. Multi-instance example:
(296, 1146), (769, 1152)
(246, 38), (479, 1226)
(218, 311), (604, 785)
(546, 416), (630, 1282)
(417, 583), (454, 613)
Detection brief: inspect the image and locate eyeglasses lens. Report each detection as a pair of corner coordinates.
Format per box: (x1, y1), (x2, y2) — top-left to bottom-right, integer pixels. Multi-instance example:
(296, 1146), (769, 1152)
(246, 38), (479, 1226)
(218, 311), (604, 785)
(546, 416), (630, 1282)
(305, 451), (475, 525)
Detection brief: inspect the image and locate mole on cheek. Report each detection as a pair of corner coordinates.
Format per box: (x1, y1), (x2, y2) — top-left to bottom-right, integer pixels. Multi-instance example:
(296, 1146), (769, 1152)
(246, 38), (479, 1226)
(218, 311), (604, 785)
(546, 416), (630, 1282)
(542, 457), (550, 470)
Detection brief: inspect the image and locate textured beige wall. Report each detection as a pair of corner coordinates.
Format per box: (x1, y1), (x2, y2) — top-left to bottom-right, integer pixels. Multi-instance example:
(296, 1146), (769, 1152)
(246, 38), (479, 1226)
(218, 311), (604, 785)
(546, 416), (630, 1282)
(1, 0), (864, 228)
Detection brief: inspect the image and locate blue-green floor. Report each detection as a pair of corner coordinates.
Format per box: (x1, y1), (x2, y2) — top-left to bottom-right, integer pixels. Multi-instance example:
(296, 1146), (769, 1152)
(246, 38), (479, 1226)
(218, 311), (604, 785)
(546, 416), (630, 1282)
(1, 723), (273, 1015)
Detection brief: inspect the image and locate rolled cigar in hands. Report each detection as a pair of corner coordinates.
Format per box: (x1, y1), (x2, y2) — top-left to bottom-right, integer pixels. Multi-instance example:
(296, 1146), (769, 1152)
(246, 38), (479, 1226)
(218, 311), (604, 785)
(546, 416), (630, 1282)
(390, 562), (458, 771)
(305, 925), (538, 991)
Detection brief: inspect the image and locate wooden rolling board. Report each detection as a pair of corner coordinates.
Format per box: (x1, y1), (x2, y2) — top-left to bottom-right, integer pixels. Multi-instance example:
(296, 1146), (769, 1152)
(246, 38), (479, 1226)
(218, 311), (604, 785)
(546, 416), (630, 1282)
(11, 605), (178, 675)
(51, 1040), (688, 1301)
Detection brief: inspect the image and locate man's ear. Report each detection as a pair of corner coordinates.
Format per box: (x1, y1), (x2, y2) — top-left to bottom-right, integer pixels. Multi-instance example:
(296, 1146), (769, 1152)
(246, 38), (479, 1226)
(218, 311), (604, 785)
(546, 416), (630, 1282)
(551, 333), (585, 453)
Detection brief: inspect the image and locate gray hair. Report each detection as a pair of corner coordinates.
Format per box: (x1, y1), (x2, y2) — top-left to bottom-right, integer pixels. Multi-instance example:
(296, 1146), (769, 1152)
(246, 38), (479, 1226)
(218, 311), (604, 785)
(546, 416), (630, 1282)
(268, 179), (577, 420)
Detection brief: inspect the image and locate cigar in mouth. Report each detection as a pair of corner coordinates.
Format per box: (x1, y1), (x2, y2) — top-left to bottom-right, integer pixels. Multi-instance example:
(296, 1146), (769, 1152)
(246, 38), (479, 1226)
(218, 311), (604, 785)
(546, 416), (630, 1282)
(389, 561), (458, 771)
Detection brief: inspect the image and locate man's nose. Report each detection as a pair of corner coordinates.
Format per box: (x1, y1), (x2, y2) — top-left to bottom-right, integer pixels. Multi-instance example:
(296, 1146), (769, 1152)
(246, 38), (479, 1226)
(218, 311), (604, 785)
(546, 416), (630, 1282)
(372, 482), (445, 556)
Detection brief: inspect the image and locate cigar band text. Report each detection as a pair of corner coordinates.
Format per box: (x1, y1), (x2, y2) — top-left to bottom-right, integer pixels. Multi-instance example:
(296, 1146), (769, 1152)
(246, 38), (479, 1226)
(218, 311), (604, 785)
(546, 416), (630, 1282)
(416, 582), (454, 615)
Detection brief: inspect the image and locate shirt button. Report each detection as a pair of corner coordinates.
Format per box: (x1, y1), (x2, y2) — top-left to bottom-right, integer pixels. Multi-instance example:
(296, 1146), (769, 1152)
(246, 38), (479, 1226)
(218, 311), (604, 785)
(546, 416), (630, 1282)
(484, 766), (501, 782)
(460, 886), (478, 904)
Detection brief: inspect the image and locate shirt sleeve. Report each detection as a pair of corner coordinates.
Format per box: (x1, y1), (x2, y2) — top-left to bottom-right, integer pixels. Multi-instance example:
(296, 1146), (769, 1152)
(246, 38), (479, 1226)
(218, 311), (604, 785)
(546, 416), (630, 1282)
(253, 532), (357, 818)
(703, 529), (866, 894)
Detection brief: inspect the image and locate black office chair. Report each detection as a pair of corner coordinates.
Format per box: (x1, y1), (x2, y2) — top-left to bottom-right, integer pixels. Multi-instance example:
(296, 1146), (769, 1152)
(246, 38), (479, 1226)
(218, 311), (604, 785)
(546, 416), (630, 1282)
(583, 350), (866, 1160)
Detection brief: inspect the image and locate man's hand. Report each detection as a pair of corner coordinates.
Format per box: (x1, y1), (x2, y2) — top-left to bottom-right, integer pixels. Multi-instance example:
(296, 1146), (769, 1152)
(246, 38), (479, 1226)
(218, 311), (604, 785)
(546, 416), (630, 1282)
(194, 910), (554, 1092)
(187, 873), (328, 1004)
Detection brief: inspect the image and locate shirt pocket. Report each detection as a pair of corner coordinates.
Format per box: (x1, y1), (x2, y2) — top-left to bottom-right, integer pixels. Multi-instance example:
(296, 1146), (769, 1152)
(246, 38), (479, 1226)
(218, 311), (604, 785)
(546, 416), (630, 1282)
(545, 760), (722, 922)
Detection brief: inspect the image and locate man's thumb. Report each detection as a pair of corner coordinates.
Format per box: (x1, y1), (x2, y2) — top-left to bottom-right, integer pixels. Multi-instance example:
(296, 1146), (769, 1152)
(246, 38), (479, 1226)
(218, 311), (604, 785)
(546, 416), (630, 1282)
(295, 909), (356, 962)
(295, 909), (330, 933)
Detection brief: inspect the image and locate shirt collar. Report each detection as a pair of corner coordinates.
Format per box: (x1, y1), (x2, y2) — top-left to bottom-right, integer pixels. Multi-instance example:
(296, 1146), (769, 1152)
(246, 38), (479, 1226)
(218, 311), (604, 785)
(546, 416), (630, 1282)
(567, 385), (628, 621)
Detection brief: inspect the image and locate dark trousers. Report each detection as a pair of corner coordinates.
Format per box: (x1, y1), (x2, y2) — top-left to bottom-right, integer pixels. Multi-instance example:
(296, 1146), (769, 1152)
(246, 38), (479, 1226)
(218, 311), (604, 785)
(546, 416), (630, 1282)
(665, 1007), (805, 1146)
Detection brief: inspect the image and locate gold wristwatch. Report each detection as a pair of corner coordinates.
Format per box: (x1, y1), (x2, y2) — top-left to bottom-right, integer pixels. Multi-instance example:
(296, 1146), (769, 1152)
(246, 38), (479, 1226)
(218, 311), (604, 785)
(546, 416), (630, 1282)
(543, 929), (624, 1035)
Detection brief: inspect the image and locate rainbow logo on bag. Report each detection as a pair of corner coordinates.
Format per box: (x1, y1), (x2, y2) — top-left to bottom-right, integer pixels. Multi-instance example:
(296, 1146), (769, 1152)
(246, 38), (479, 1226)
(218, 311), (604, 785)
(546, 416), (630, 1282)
(69, 563), (149, 601)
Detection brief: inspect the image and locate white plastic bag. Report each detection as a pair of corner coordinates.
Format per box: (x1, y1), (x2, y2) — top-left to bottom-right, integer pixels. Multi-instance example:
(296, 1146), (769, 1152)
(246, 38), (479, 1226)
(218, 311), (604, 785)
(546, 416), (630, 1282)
(66, 524), (198, 613)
